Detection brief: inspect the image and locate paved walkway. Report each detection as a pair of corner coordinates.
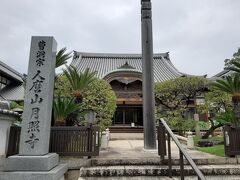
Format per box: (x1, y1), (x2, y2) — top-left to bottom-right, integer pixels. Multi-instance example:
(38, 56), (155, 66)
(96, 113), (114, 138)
(99, 140), (219, 159)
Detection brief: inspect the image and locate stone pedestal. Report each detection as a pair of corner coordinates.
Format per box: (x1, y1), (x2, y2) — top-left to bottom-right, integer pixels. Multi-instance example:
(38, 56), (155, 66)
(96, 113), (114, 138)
(4, 153), (59, 171)
(3, 153), (67, 180)
(0, 112), (18, 157)
(0, 164), (67, 180)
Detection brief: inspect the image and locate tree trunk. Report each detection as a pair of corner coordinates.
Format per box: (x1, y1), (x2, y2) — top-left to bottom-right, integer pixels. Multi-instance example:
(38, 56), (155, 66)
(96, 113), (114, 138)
(202, 124), (223, 139)
(232, 95), (240, 127)
(55, 117), (66, 126)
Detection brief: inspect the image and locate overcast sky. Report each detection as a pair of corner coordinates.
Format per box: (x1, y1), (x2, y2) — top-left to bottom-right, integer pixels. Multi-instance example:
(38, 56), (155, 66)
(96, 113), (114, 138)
(0, 0), (240, 77)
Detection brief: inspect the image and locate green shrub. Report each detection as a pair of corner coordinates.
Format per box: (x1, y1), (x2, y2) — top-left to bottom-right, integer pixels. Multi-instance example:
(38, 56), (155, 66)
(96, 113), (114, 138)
(79, 79), (117, 131)
(10, 101), (23, 109)
(55, 76), (117, 131)
(198, 121), (209, 130)
(167, 118), (196, 132)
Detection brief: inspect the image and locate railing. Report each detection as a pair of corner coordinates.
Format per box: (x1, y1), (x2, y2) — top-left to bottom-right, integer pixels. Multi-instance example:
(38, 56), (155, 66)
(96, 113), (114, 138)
(158, 118), (206, 180)
(7, 125), (100, 157)
(50, 125), (100, 156)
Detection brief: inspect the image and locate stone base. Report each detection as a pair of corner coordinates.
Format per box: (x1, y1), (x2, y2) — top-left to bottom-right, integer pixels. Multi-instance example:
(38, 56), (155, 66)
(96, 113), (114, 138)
(4, 153), (59, 171)
(0, 163), (67, 180)
(143, 148), (157, 153)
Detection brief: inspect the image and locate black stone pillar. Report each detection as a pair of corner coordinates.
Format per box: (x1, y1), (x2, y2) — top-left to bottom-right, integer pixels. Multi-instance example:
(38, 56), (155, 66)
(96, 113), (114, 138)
(141, 0), (157, 149)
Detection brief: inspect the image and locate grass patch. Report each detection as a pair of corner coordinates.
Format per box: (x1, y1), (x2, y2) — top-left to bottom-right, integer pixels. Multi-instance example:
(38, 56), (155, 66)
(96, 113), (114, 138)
(196, 145), (225, 157)
(193, 136), (223, 146)
(193, 136), (225, 156)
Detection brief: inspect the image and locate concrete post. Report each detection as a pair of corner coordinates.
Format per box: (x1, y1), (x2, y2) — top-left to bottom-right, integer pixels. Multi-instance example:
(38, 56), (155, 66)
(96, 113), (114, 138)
(194, 113), (201, 137)
(141, 0), (157, 149)
(187, 131), (194, 149)
(101, 131), (108, 149)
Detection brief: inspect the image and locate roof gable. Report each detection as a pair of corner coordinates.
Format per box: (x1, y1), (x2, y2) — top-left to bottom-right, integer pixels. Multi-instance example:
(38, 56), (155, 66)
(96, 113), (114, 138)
(71, 51), (183, 82)
(0, 60), (23, 83)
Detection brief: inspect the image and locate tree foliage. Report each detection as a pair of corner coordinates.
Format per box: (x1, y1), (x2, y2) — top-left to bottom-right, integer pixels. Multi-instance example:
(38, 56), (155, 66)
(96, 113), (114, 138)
(56, 47), (72, 68)
(155, 76), (208, 133)
(155, 80), (182, 112)
(79, 79), (117, 131)
(55, 74), (72, 97)
(198, 87), (233, 138)
(10, 101), (23, 110)
(224, 48), (240, 68)
(155, 76), (208, 114)
(63, 66), (96, 101)
(212, 75), (240, 95)
(54, 75), (117, 130)
(227, 61), (240, 74)
(211, 75), (240, 127)
(53, 96), (80, 126)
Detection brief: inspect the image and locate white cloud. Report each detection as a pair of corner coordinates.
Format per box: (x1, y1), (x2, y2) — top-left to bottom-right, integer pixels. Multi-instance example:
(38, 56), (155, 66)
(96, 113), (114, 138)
(0, 0), (240, 77)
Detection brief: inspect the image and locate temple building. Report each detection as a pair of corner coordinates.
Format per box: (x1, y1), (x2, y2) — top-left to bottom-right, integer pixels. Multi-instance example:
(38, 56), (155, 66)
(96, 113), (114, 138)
(71, 51), (184, 127)
(211, 68), (233, 80)
(0, 61), (25, 102)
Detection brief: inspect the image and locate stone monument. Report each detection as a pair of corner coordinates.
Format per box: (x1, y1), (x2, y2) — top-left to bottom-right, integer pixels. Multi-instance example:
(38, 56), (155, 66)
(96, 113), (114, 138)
(1, 36), (67, 180)
(141, 0), (157, 149)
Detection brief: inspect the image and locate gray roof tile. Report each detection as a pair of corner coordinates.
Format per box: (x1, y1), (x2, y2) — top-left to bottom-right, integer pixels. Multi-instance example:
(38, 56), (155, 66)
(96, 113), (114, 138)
(71, 52), (183, 82)
(0, 60), (23, 83)
(0, 83), (24, 101)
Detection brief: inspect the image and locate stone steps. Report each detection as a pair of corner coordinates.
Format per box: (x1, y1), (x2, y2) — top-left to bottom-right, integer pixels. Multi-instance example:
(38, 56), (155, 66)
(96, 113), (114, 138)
(79, 164), (240, 177)
(91, 157), (239, 166)
(78, 176), (240, 180)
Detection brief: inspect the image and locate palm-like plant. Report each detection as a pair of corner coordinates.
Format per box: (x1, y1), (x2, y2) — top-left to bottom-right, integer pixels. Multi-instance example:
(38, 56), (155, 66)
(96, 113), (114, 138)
(56, 47), (72, 68)
(53, 96), (80, 126)
(212, 75), (240, 126)
(63, 66), (96, 102)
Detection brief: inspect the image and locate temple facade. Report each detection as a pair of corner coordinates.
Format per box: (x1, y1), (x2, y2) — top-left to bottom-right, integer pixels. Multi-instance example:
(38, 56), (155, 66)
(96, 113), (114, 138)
(71, 51), (184, 127)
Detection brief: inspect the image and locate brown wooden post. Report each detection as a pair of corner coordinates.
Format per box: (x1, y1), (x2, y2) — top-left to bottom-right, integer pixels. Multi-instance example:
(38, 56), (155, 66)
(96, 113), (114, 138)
(180, 151), (184, 180)
(167, 132), (172, 178)
(87, 124), (93, 159)
(158, 122), (166, 159)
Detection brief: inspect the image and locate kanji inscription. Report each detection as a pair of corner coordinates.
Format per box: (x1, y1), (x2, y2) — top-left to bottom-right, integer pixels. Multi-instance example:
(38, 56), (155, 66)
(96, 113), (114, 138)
(19, 36), (57, 155)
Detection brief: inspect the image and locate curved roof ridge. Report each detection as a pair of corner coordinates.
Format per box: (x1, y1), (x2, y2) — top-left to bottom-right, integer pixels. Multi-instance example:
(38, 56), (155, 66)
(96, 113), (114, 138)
(161, 58), (183, 76)
(102, 68), (142, 79)
(212, 68), (231, 78)
(71, 51), (182, 82)
(74, 51), (169, 58)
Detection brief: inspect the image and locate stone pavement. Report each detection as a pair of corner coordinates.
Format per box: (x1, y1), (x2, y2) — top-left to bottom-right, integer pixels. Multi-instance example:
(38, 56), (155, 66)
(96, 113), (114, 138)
(99, 140), (219, 159)
(110, 133), (144, 140)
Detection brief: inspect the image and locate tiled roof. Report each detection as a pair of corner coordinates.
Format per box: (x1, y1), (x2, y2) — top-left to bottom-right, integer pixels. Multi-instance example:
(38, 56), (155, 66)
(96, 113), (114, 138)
(0, 60), (23, 83)
(0, 108), (19, 116)
(0, 60), (25, 101)
(211, 69), (233, 81)
(212, 69), (232, 77)
(71, 52), (183, 82)
(0, 83), (24, 101)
